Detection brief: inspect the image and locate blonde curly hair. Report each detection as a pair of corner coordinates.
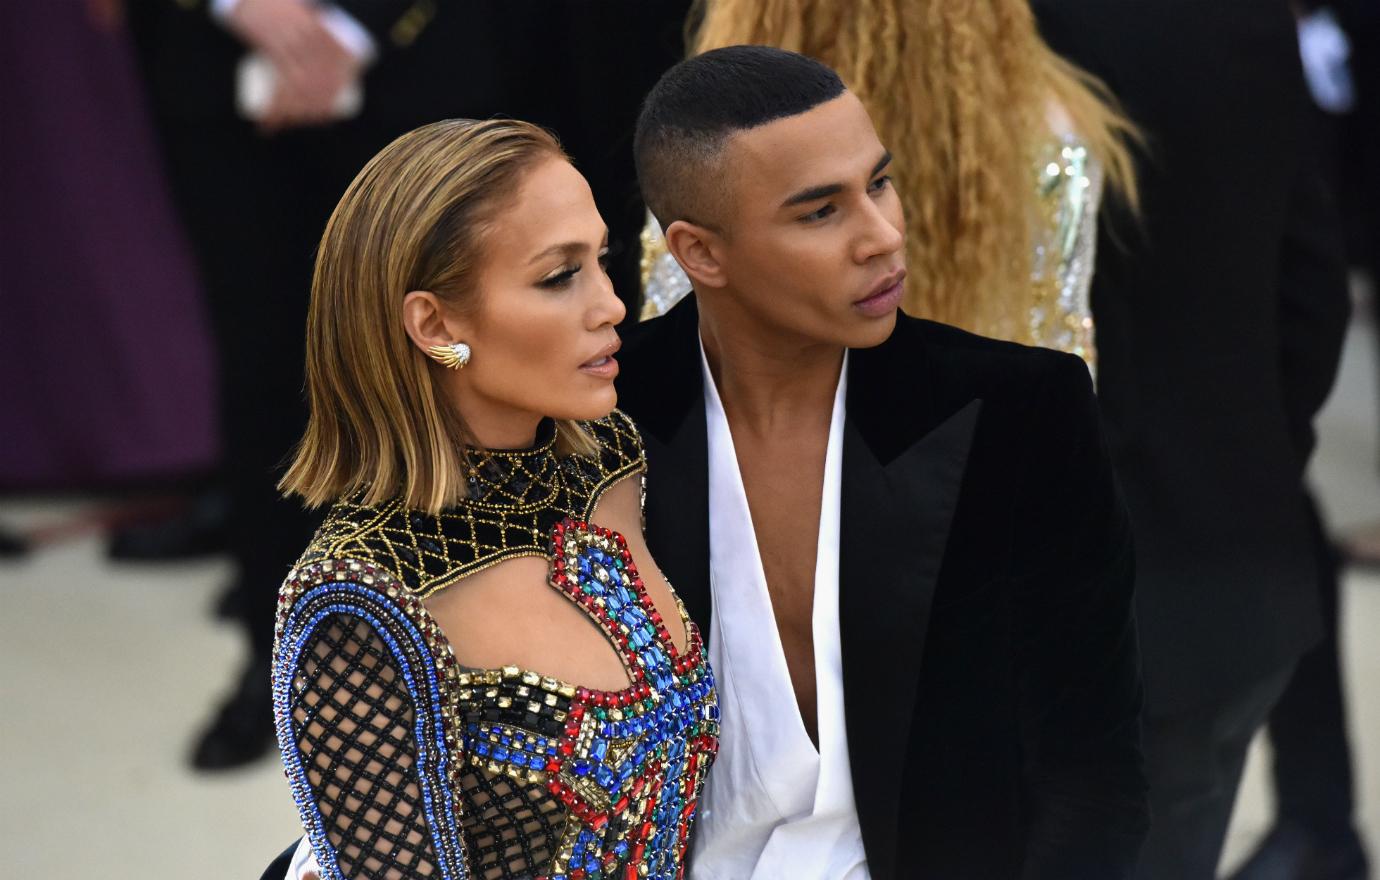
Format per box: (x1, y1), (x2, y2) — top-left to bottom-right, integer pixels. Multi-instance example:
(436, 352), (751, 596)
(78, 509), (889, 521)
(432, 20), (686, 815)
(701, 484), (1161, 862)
(691, 0), (1138, 340)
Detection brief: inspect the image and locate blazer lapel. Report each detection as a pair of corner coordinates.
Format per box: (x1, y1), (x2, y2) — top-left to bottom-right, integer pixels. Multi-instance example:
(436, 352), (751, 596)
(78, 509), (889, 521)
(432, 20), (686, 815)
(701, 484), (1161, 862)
(620, 298), (713, 633)
(642, 407), (711, 631)
(839, 338), (981, 878)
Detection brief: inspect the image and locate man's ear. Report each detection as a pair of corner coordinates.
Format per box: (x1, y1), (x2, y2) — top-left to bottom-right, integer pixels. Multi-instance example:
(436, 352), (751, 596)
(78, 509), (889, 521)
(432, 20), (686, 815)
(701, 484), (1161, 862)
(664, 220), (730, 290)
(401, 290), (471, 354)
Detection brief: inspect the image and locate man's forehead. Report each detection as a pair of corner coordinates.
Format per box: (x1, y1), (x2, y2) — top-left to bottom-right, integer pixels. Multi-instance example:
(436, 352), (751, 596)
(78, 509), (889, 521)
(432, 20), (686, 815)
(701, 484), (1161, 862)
(724, 92), (883, 192)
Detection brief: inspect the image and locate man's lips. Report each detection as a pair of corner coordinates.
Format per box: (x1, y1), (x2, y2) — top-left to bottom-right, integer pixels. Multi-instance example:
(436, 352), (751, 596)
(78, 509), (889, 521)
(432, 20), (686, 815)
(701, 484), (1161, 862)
(858, 269), (907, 305)
(854, 270), (907, 317)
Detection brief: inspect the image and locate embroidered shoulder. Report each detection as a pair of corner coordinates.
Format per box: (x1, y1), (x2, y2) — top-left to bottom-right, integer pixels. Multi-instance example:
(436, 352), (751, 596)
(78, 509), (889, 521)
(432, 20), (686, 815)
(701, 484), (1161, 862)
(568, 409), (646, 516)
(581, 408), (646, 479)
(291, 497), (545, 599)
(294, 498), (413, 583)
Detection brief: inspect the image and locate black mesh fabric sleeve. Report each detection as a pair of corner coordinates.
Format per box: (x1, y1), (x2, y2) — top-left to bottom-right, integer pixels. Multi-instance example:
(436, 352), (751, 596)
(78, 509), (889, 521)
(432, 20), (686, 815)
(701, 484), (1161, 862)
(274, 571), (469, 879)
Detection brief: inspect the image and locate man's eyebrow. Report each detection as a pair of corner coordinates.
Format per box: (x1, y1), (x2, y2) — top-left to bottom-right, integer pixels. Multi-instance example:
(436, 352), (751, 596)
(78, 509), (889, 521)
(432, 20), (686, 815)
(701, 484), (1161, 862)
(781, 182), (844, 209)
(779, 151), (894, 210)
(871, 150), (893, 178)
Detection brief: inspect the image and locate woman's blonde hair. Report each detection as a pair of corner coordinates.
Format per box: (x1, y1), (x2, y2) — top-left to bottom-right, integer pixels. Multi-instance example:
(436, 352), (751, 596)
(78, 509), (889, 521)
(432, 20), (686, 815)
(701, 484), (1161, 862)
(280, 118), (593, 514)
(691, 0), (1140, 340)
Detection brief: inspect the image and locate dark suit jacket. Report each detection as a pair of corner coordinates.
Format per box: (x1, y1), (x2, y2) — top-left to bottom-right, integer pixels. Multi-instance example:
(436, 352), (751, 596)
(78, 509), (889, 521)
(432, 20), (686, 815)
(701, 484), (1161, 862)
(617, 298), (1149, 879)
(1033, 0), (1351, 716)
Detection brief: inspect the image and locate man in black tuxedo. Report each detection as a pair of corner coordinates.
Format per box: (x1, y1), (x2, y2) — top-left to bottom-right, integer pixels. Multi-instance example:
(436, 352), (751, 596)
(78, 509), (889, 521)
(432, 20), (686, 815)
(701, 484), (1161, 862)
(617, 46), (1148, 878)
(1031, 2), (1353, 877)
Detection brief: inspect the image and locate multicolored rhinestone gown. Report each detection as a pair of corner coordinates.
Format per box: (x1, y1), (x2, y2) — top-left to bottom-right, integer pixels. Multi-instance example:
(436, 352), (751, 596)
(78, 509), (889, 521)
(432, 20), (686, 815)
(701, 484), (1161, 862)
(272, 412), (719, 880)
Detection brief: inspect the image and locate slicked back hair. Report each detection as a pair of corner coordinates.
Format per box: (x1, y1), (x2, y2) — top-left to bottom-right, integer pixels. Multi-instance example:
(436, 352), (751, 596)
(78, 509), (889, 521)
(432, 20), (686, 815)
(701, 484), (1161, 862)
(634, 45), (846, 233)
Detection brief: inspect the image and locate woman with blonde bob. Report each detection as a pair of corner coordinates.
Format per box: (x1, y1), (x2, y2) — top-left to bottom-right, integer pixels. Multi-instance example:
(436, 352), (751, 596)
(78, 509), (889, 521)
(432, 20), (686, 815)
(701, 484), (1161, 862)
(270, 118), (719, 880)
(642, 0), (1139, 365)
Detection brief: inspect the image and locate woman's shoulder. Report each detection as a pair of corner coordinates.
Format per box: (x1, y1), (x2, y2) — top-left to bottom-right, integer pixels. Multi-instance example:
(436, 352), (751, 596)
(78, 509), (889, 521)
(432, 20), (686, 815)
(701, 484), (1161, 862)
(575, 408), (646, 478)
(288, 495), (424, 596)
(564, 409), (646, 518)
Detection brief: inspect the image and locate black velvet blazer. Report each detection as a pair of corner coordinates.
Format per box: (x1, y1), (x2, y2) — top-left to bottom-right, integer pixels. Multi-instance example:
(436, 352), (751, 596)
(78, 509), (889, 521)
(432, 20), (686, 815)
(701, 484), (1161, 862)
(615, 298), (1149, 880)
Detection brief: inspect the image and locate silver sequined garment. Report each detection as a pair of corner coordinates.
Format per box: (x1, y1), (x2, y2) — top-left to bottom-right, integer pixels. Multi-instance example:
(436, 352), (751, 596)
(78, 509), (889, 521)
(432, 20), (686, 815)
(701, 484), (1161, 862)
(1029, 129), (1105, 367)
(639, 122), (1105, 369)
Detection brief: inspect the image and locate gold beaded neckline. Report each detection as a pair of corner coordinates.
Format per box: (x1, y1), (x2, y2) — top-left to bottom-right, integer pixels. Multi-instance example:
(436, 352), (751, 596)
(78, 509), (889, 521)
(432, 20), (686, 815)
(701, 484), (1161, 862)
(296, 413), (645, 598)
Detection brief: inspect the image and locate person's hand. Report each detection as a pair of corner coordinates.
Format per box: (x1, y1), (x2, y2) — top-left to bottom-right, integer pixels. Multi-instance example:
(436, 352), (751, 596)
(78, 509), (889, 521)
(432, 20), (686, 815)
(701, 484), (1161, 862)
(258, 31), (361, 132)
(225, 0), (363, 131)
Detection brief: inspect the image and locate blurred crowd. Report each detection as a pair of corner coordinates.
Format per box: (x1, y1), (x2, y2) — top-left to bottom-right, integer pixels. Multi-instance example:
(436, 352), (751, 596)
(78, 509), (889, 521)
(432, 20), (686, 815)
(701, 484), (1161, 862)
(1, 2), (1376, 879)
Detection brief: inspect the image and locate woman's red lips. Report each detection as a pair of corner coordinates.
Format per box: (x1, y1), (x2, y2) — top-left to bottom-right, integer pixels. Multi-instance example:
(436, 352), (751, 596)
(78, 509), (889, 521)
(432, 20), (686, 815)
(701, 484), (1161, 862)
(579, 339), (622, 378)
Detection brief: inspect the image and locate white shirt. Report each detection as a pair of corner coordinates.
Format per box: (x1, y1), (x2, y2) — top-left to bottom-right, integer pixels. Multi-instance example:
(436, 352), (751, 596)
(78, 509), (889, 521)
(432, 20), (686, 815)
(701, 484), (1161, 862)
(689, 342), (870, 880)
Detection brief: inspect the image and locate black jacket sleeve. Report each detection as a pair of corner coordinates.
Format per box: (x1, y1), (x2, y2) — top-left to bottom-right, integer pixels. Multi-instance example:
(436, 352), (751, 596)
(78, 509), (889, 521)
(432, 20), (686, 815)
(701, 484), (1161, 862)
(1276, 129), (1350, 472)
(332, 0), (426, 51)
(1012, 354), (1149, 879)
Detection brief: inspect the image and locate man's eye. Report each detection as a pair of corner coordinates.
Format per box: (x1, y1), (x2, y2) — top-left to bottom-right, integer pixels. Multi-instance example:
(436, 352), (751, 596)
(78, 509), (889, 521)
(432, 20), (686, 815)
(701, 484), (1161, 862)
(869, 174), (893, 193)
(799, 204), (836, 223)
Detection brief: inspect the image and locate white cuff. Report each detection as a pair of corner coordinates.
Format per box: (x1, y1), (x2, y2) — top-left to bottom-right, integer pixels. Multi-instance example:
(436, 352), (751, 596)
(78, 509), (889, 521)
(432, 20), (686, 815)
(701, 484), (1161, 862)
(210, 0), (378, 66)
(319, 6), (378, 65)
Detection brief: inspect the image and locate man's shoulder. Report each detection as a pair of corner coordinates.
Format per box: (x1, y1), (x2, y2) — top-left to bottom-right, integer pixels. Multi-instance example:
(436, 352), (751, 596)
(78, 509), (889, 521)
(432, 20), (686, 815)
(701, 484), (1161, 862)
(615, 300), (702, 424)
(880, 312), (1089, 403)
(620, 300), (693, 359)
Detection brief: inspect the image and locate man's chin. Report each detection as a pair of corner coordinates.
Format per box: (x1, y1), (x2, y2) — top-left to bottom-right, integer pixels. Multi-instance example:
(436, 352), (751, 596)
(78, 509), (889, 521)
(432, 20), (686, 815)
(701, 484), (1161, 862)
(835, 309), (898, 350)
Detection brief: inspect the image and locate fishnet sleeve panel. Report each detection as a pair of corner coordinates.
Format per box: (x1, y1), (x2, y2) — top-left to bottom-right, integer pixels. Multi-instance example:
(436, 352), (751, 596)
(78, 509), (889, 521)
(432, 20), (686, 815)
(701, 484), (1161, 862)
(274, 579), (469, 880)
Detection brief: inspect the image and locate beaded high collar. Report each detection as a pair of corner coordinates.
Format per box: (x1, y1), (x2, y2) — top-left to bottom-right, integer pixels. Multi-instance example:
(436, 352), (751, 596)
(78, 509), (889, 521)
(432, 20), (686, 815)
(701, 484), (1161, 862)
(300, 412), (645, 597)
(461, 418), (561, 511)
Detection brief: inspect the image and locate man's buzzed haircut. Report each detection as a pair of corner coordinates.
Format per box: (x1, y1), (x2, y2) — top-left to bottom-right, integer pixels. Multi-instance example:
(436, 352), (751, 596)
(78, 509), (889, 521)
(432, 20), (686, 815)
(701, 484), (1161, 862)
(634, 45), (847, 232)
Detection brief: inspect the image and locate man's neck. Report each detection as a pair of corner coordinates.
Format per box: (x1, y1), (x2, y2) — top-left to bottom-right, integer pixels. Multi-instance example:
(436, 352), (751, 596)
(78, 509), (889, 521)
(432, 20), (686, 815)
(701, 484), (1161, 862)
(698, 301), (843, 440)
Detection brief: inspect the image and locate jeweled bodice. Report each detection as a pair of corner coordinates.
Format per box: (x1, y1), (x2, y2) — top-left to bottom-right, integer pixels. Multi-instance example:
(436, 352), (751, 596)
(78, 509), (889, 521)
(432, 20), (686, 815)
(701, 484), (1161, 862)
(273, 412), (719, 880)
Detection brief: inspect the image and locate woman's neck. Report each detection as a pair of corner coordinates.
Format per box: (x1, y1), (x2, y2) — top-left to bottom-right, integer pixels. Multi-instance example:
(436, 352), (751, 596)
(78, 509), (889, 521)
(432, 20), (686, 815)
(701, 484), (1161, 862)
(450, 385), (544, 451)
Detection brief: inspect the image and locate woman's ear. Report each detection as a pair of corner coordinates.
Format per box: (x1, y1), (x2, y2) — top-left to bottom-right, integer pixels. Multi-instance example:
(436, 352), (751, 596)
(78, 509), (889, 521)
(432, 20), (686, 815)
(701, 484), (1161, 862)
(402, 290), (469, 354)
(664, 220), (729, 290)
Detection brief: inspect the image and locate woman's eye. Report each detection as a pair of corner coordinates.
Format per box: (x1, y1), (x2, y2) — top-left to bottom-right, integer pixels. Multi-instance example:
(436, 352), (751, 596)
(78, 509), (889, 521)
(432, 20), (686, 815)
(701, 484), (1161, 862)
(868, 174), (893, 193)
(799, 204), (836, 223)
(597, 248), (611, 270)
(538, 265), (580, 289)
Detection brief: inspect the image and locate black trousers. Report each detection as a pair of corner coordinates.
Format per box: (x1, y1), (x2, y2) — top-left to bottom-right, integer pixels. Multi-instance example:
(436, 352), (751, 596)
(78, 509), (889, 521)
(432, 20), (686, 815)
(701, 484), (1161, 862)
(1266, 497), (1361, 844)
(1136, 664), (1296, 880)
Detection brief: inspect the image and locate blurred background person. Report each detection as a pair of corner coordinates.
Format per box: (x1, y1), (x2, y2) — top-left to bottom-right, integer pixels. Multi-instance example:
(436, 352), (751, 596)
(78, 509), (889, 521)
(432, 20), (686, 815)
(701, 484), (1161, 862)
(1325, 0), (1380, 571)
(124, 0), (514, 771)
(1226, 5), (1378, 879)
(1033, 1), (1353, 877)
(0, 0), (218, 499)
(641, 0), (1139, 369)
